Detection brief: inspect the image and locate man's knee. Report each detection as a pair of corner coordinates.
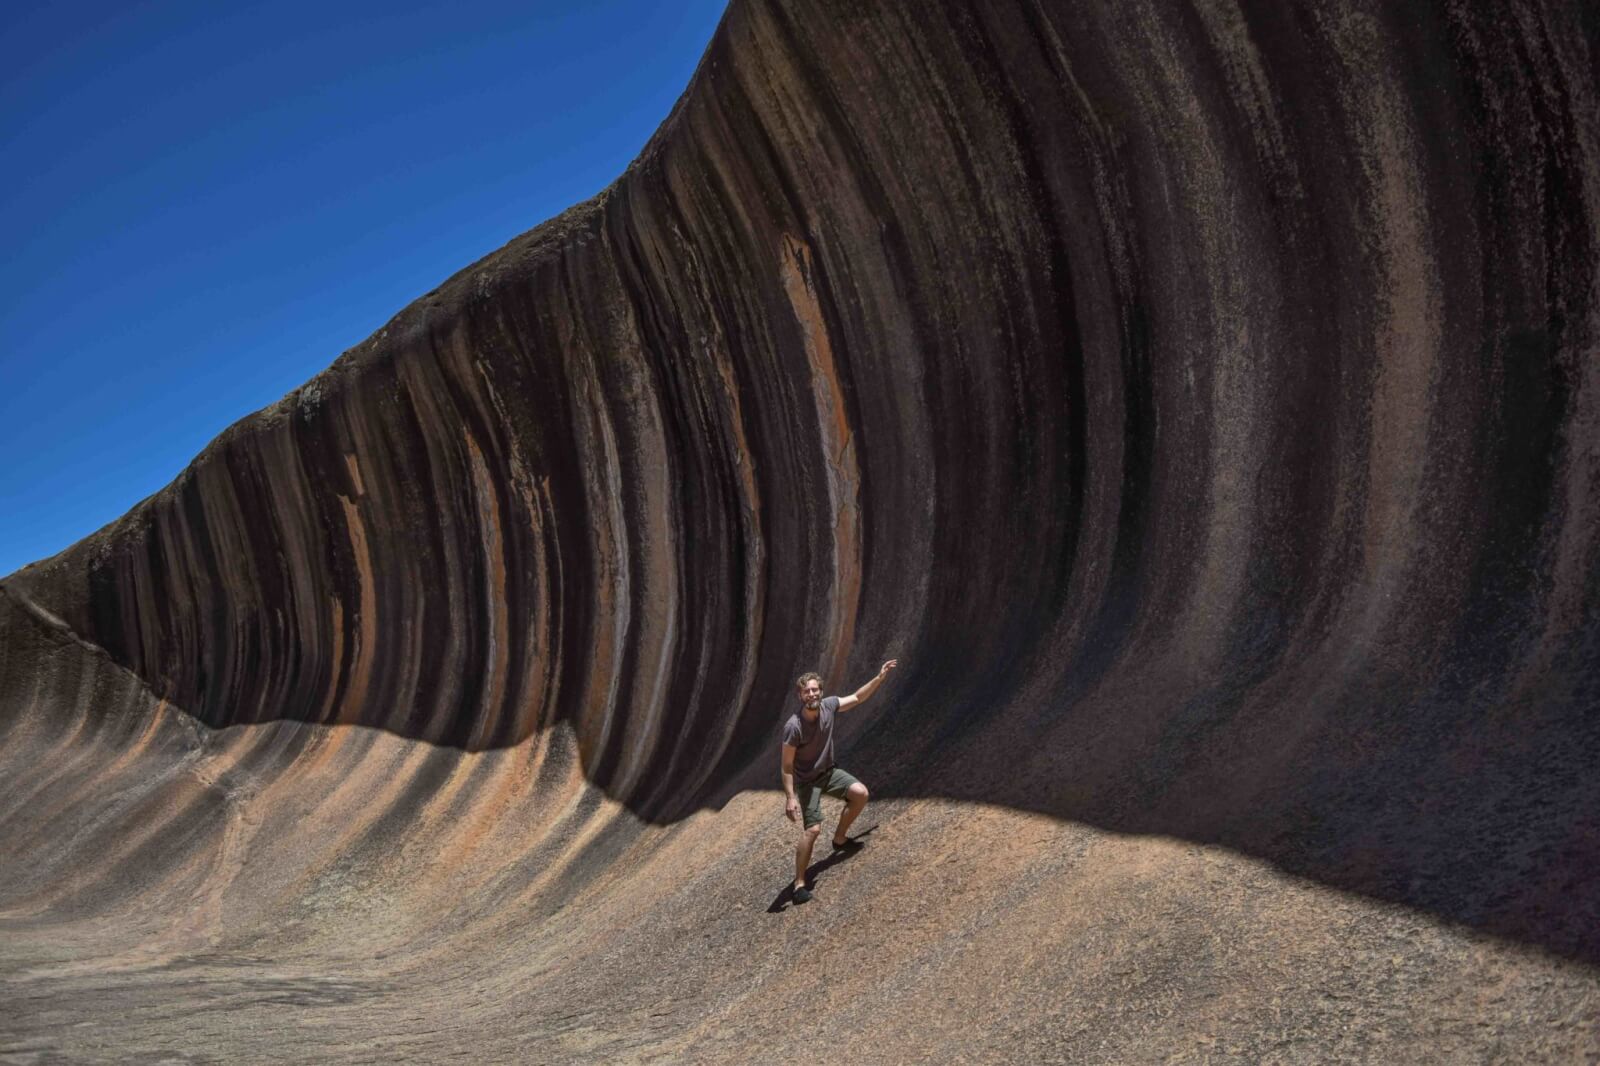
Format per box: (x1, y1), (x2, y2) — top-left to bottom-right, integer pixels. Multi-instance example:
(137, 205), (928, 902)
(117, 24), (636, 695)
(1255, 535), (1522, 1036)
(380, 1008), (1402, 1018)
(803, 824), (822, 840)
(848, 782), (869, 805)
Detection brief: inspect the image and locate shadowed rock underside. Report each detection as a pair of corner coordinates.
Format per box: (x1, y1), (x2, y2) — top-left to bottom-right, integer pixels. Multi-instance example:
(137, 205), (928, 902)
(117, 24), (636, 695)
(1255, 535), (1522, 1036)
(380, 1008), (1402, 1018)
(3, 0), (1599, 1061)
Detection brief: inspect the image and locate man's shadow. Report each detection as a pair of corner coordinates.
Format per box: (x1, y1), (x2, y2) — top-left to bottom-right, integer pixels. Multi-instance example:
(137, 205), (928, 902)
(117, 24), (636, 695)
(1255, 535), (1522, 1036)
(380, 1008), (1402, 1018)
(767, 825), (879, 912)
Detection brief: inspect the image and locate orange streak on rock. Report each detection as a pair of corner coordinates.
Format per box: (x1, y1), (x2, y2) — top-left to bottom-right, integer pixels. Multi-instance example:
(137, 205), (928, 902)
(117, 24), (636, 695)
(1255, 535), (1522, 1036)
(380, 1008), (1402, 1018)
(343, 451), (367, 497)
(462, 432), (510, 749)
(780, 233), (862, 685)
(335, 495), (377, 726)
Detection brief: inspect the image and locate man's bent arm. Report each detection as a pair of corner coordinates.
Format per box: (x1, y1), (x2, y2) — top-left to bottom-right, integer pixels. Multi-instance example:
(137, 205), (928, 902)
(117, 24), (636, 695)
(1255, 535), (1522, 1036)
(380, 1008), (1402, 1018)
(838, 659), (899, 712)
(781, 744), (798, 801)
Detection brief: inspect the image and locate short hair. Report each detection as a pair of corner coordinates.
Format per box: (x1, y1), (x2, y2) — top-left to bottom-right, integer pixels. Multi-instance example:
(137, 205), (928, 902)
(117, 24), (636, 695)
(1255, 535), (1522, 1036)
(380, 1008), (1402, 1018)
(794, 671), (822, 691)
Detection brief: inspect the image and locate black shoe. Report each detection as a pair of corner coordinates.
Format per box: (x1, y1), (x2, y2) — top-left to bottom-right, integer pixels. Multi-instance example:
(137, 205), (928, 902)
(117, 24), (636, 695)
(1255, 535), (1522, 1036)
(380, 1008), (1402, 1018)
(831, 836), (862, 855)
(792, 885), (813, 904)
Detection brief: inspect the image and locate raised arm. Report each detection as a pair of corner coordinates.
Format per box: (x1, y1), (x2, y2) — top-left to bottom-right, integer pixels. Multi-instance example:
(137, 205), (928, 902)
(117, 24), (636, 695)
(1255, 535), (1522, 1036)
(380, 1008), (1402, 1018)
(838, 659), (899, 712)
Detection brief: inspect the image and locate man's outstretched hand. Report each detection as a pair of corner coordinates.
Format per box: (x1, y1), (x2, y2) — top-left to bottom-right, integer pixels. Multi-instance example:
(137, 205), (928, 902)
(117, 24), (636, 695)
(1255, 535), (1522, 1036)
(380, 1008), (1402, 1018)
(840, 659), (902, 713)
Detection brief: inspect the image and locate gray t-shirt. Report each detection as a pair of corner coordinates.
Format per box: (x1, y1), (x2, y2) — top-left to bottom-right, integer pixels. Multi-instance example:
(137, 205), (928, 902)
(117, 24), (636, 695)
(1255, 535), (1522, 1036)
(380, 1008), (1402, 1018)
(781, 696), (840, 784)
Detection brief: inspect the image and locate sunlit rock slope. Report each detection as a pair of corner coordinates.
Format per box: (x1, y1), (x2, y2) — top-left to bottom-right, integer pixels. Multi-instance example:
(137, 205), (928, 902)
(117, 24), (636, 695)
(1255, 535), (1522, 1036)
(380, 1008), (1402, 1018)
(3, 0), (1598, 1060)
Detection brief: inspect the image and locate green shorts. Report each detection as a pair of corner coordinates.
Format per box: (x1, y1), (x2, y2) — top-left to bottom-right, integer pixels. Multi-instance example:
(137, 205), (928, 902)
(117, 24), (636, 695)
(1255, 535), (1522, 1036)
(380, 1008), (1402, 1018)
(798, 766), (860, 829)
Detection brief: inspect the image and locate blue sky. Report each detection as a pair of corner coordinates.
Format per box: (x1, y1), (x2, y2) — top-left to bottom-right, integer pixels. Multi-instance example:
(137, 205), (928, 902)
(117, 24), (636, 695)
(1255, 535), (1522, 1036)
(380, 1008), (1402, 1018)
(0, 0), (727, 576)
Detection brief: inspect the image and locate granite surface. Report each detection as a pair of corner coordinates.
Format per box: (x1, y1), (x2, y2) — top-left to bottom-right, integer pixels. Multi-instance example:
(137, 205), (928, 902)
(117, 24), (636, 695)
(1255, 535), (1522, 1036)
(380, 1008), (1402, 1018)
(3, 0), (1599, 1061)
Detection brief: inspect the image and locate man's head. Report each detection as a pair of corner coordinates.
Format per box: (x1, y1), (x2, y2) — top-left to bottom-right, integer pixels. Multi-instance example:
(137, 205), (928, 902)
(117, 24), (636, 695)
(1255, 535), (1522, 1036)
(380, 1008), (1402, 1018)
(795, 671), (823, 710)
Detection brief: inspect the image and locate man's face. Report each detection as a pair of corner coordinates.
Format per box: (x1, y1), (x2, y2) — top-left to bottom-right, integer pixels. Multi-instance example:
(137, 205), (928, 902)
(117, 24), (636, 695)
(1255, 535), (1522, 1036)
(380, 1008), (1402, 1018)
(798, 679), (822, 709)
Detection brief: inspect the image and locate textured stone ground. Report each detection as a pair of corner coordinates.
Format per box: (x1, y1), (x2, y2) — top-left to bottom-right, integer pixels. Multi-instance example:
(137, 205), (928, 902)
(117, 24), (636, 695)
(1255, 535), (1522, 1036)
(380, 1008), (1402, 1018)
(2, 760), (1596, 1063)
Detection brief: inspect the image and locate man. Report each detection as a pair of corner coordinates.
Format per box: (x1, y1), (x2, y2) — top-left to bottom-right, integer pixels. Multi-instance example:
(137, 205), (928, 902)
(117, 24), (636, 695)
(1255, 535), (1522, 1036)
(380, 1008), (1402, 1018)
(781, 659), (898, 903)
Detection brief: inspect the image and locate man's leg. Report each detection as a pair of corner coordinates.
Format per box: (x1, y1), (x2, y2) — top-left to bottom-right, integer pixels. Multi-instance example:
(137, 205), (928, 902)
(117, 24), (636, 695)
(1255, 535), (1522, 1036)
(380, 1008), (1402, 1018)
(833, 778), (869, 846)
(795, 824), (821, 888)
(795, 781), (823, 890)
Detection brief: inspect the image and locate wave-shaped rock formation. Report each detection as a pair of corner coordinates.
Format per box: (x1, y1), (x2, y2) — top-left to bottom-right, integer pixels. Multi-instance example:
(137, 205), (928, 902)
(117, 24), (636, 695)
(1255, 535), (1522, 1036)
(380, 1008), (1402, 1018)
(4, 0), (1599, 1060)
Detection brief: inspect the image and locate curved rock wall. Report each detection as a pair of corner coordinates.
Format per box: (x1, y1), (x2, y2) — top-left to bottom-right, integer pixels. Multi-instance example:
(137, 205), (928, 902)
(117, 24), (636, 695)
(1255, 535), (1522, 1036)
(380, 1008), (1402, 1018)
(3, 1), (1599, 1059)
